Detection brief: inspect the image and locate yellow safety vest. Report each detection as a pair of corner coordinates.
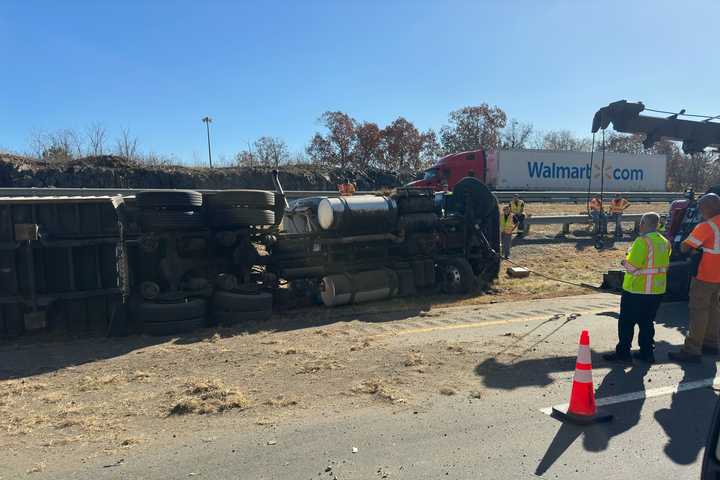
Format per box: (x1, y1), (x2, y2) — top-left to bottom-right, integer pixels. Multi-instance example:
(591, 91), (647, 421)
(622, 231), (671, 295)
(510, 200), (525, 214)
(500, 213), (516, 234)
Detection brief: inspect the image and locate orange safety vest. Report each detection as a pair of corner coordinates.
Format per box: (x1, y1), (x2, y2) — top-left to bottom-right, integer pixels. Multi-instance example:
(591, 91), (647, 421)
(610, 198), (630, 214)
(338, 183), (356, 196)
(683, 214), (720, 283)
(589, 198), (603, 212)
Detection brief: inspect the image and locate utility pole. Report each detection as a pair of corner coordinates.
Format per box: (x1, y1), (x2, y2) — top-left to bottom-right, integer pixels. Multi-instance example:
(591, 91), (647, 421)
(202, 116), (213, 168)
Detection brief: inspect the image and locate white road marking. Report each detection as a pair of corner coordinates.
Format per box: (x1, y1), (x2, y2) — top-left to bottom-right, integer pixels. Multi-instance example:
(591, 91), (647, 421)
(540, 376), (720, 416)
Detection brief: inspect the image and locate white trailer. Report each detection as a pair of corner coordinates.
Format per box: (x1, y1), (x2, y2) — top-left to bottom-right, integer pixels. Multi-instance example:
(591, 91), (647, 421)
(488, 150), (667, 192)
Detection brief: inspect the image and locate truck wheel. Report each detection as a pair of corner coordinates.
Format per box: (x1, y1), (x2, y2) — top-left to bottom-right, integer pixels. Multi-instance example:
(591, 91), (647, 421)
(451, 177), (496, 219)
(209, 208), (275, 228)
(144, 317), (204, 336)
(212, 291), (272, 311)
(136, 190), (203, 210)
(438, 258), (475, 294)
(137, 298), (206, 323)
(203, 190), (276, 210)
(139, 210), (205, 231)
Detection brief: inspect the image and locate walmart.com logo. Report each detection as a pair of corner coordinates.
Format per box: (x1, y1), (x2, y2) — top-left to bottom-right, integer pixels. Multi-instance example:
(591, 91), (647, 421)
(527, 161), (645, 182)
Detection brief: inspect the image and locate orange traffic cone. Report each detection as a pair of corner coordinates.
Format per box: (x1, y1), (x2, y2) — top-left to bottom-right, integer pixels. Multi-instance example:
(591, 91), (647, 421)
(552, 330), (613, 424)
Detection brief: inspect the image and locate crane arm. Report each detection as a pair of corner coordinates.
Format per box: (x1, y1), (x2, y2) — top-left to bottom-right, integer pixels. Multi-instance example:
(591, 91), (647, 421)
(592, 100), (720, 153)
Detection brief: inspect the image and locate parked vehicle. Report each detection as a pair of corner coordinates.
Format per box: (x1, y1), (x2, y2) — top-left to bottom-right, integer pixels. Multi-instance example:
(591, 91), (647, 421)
(407, 149), (667, 192)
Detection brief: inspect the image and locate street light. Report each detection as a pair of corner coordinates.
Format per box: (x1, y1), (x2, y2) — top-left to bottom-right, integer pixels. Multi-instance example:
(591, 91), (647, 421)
(202, 116), (213, 168)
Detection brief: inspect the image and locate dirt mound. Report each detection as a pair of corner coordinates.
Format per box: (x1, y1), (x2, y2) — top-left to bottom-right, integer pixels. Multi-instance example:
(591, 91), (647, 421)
(0, 153), (413, 191)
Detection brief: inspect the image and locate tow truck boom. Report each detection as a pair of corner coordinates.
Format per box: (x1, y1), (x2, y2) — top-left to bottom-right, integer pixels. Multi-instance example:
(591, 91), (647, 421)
(592, 100), (720, 153)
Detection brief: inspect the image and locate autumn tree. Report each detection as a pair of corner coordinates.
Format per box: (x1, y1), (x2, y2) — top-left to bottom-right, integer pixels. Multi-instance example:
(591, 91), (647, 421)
(440, 104), (507, 153)
(353, 121), (383, 167)
(306, 111), (356, 168)
(381, 117), (437, 173)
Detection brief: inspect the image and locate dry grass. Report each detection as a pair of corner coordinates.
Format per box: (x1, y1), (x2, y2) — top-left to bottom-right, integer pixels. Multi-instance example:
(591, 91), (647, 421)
(168, 378), (249, 416)
(439, 387), (457, 396)
(403, 352), (425, 367)
(352, 379), (404, 403)
(263, 395), (299, 407)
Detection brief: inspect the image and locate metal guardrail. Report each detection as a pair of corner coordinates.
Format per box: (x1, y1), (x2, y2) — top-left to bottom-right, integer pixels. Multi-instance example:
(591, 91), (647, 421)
(525, 213), (660, 235)
(0, 187), (684, 203)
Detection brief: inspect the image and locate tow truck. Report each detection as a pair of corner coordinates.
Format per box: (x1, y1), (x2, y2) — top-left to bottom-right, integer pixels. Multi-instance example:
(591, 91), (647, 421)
(592, 99), (720, 297)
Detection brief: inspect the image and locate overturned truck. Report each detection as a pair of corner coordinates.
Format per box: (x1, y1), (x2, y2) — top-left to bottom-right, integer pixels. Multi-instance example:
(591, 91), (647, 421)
(0, 175), (500, 339)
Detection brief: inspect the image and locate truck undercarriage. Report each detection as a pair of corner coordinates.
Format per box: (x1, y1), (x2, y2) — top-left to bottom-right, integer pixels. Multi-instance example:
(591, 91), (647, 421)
(0, 175), (500, 339)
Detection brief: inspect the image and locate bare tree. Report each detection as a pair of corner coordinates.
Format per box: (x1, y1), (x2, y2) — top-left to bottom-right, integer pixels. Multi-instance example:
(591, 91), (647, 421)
(501, 119), (533, 150)
(541, 130), (592, 152)
(253, 136), (289, 168)
(115, 128), (139, 161)
(235, 149), (256, 167)
(86, 123), (107, 156)
(29, 129), (82, 161)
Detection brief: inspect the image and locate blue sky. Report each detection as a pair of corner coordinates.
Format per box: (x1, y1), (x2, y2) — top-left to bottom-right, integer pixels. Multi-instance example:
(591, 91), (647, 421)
(1, 0), (718, 165)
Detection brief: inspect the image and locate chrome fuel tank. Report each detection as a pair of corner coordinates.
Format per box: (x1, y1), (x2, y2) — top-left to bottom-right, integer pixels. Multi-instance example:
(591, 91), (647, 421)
(317, 195), (398, 235)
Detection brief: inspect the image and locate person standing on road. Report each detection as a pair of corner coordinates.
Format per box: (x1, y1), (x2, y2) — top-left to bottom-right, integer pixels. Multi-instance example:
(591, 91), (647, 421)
(603, 212), (671, 364)
(668, 193), (720, 363)
(510, 194), (526, 236)
(610, 194), (631, 239)
(499, 205), (517, 260)
(589, 196), (606, 235)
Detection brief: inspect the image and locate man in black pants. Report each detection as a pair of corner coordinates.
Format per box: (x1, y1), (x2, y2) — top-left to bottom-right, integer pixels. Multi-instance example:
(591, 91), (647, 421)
(603, 213), (671, 364)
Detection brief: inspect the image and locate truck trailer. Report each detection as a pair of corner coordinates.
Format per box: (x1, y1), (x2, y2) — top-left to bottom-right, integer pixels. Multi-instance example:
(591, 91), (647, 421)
(408, 149), (668, 192)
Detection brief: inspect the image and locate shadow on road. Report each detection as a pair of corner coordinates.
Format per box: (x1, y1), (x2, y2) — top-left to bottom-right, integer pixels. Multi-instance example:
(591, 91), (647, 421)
(535, 362), (651, 475)
(655, 360), (718, 465)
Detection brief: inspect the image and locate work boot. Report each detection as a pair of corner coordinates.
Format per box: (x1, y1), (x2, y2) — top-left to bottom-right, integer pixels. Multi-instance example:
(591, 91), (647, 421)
(632, 351), (655, 364)
(602, 352), (633, 365)
(668, 350), (702, 364)
(702, 345), (720, 356)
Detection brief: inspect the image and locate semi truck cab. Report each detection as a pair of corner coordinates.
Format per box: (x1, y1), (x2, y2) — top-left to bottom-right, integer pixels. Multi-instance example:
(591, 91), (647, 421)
(408, 150), (493, 191)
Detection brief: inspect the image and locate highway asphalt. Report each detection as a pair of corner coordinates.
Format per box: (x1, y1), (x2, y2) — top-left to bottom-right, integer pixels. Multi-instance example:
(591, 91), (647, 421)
(13, 294), (719, 480)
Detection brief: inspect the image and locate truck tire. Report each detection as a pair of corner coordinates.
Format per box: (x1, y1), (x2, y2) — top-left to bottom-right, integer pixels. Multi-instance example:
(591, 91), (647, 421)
(144, 317), (204, 336)
(213, 309), (272, 326)
(451, 177), (496, 219)
(139, 210), (205, 231)
(438, 258), (475, 294)
(137, 298), (206, 323)
(209, 208), (275, 228)
(204, 190), (275, 210)
(212, 291), (273, 311)
(136, 190), (203, 209)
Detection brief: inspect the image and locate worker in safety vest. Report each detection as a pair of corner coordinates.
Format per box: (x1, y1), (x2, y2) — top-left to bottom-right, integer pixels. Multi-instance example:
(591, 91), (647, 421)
(609, 194), (631, 239)
(668, 193), (720, 363)
(510, 194), (526, 235)
(603, 212), (671, 364)
(338, 179), (356, 196)
(589, 197), (606, 235)
(499, 205), (517, 259)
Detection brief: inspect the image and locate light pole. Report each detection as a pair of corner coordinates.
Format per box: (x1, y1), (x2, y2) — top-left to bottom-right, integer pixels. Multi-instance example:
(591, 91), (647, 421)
(202, 116), (213, 168)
